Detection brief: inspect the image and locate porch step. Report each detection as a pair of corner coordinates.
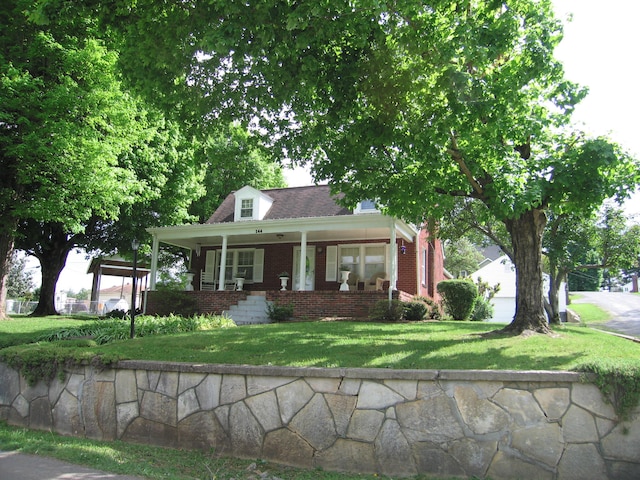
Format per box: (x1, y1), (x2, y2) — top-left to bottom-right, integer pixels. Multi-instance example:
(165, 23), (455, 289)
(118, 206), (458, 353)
(224, 292), (272, 325)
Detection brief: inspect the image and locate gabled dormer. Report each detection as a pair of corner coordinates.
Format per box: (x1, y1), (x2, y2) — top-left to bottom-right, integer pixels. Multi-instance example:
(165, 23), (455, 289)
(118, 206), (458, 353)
(354, 199), (380, 214)
(233, 185), (274, 221)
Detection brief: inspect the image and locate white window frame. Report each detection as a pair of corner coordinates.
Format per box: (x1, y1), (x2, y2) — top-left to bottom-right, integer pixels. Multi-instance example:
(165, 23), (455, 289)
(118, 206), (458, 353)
(240, 198), (254, 219)
(213, 248), (264, 283)
(354, 199), (379, 214)
(337, 243), (388, 281)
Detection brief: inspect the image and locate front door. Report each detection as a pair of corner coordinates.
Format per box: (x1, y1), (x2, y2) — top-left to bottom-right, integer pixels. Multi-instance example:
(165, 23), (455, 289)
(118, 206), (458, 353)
(293, 247), (315, 291)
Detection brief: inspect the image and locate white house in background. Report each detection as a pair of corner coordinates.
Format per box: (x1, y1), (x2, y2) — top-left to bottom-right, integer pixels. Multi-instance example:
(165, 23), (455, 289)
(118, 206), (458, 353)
(471, 255), (567, 324)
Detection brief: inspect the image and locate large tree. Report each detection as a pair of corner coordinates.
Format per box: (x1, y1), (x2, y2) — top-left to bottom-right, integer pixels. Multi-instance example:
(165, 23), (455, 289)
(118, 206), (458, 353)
(0, 1), (159, 317)
(54, 0), (640, 333)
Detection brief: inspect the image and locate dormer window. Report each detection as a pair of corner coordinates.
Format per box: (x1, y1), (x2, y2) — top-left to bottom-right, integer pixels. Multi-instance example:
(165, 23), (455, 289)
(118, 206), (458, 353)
(240, 199), (254, 219)
(233, 185), (274, 221)
(354, 199), (379, 214)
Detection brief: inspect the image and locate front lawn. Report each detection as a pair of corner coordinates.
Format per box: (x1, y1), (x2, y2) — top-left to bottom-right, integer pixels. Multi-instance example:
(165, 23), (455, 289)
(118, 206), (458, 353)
(1, 315), (638, 372)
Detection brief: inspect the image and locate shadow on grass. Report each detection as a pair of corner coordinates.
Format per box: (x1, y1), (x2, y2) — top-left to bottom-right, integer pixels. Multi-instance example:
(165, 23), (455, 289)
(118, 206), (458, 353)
(97, 321), (589, 371)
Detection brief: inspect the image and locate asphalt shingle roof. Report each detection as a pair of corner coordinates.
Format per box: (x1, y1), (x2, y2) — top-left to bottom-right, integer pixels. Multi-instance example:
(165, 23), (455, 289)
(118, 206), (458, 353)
(206, 185), (352, 224)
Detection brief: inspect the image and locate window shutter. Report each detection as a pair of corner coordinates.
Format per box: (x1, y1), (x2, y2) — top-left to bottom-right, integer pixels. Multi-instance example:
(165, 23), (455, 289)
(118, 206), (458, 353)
(205, 250), (216, 272)
(326, 246), (338, 281)
(253, 249), (264, 282)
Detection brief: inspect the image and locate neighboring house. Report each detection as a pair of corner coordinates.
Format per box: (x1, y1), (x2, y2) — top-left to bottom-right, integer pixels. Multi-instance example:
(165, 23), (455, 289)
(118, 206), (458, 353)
(471, 255), (567, 323)
(145, 185), (446, 320)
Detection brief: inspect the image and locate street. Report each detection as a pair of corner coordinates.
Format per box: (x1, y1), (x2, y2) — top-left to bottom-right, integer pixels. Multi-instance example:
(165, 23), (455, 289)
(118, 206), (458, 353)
(570, 291), (640, 337)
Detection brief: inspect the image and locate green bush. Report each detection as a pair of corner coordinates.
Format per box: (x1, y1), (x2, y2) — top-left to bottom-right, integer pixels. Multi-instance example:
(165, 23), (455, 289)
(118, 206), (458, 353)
(413, 296), (442, 320)
(369, 300), (405, 322)
(403, 302), (427, 321)
(147, 290), (199, 317)
(436, 280), (478, 320)
(471, 297), (494, 321)
(266, 302), (294, 322)
(577, 361), (640, 420)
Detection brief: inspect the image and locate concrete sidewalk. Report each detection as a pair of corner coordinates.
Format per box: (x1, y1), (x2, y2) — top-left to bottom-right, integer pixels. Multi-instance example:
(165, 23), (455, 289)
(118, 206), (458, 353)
(0, 450), (146, 479)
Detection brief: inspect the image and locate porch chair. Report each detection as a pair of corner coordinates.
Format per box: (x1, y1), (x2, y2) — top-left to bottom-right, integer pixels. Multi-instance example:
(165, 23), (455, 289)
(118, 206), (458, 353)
(200, 271), (216, 291)
(365, 272), (386, 291)
(347, 272), (359, 291)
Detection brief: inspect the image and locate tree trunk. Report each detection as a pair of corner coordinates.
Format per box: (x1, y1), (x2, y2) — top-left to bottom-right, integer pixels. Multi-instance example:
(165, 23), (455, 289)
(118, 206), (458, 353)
(30, 225), (73, 316)
(0, 232), (15, 320)
(545, 259), (564, 325)
(502, 208), (551, 334)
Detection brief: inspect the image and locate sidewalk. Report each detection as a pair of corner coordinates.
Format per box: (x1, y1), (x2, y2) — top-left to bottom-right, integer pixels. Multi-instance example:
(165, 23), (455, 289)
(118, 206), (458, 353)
(0, 450), (146, 479)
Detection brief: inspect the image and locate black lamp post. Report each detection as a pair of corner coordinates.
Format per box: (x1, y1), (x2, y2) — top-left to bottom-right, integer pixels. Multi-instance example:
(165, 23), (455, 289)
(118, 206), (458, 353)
(130, 239), (140, 339)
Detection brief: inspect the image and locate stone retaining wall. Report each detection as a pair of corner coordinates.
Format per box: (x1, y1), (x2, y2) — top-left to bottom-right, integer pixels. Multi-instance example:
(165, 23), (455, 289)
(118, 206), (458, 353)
(1, 361), (638, 479)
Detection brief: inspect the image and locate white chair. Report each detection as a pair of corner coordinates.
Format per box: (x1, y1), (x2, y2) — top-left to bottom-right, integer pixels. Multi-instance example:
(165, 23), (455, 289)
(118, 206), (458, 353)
(200, 271), (216, 291)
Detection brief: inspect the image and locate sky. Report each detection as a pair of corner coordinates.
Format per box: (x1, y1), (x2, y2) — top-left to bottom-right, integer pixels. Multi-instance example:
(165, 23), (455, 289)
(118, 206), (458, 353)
(25, 0), (640, 294)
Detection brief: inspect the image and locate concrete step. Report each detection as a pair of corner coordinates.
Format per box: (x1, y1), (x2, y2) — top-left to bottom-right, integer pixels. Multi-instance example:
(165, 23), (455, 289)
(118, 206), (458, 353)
(224, 292), (272, 325)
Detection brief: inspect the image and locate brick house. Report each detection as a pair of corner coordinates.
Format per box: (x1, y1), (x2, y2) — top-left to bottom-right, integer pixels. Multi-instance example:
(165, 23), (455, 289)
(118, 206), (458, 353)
(145, 185), (446, 320)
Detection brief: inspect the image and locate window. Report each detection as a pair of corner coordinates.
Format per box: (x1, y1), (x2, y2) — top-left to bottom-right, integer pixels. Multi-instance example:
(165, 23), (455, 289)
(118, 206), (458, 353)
(223, 249), (256, 280)
(240, 199), (253, 219)
(237, 250), (254, 278)
(354, 199), (379, 214)
(339, 246), (360, 273)
(338, 244), (387, 280)
(364, 246), (385, 279)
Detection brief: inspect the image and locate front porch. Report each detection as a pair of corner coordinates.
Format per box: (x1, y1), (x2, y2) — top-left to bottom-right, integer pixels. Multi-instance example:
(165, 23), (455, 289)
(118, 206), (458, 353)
(145, 289), (414, 322)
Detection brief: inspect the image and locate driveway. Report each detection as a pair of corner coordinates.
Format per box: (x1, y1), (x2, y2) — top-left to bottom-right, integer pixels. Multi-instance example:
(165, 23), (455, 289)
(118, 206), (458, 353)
(570, 291), (640, 337)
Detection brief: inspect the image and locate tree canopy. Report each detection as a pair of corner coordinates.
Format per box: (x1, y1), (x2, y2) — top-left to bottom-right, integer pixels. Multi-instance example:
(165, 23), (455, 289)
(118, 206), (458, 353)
(32, 0), (640, 332)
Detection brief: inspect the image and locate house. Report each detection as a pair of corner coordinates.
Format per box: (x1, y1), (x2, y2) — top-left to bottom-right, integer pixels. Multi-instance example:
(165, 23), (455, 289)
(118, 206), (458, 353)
(471, 255), (567, 323)
(145, 185), (446, 321)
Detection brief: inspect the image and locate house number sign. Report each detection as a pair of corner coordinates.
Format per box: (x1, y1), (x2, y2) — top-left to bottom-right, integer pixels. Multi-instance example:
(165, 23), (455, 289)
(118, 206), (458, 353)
(255, 229), (263, 233)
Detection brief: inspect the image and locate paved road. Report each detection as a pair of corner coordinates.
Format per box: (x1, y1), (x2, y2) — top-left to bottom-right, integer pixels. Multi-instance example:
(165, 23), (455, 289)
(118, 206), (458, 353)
(570, 291), (640, 337)
(0, 450), (146, 480)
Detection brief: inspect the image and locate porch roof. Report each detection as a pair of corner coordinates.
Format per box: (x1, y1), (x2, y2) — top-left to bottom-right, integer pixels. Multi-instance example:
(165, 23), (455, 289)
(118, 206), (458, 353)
(147, 213), (418, 252)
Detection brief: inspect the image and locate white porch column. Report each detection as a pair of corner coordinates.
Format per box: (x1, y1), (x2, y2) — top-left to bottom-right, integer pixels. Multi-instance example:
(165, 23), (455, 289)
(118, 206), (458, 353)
(150, 234), (159, 290)
(389, 221), (397, 303)
(298, 231), (308, 291)
(218, 235), (228, 291)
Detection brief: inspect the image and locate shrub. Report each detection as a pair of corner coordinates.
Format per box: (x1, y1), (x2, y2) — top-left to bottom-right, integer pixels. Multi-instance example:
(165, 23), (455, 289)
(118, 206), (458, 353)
(266, 302), (294, 322)
(578, 361), (640, 421)
(471, 297), (494, 321)
(403, 301), (427, 321)
(436, 280), (478, 320)
(413, 296), (442, 320)
(148, 290), (199, 317)
(369, 300), (405, 322)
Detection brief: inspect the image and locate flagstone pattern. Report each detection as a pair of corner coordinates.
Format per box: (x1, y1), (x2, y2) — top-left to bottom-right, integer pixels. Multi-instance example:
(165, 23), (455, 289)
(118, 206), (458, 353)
(1, 361), (639, 479)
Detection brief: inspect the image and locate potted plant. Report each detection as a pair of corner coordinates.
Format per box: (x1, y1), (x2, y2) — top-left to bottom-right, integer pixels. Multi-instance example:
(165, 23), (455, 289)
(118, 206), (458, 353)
(184, 269), (196, 291)
(234, 270), (246, 291)
(278, 272), (289, 291)
(339, 264), (351, 290)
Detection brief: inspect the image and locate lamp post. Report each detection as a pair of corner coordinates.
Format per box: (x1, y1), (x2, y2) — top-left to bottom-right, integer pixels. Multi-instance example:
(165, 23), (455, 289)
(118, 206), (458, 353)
(130, 239), (140, 339)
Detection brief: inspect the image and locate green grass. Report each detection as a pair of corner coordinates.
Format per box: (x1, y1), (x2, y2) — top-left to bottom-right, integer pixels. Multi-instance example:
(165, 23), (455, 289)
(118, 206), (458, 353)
(2, 422), (431, 480)
(2, 314), (639, 479)
(2, 316), (638, 372)
(567, 302), (612, 324)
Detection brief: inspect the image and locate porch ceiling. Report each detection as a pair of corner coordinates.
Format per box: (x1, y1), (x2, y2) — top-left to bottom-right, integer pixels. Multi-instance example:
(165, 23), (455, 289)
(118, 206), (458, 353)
(148, 215), (418, 251)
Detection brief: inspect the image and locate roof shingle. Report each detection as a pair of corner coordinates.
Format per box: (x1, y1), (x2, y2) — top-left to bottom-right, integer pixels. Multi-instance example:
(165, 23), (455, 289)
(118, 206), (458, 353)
(206, 185), (351, 224)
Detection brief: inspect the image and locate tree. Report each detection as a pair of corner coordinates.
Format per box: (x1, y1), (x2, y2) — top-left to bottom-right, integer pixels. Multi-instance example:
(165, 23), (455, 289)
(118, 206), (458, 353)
(0, 1), (157, 318)
(188, 123), (286, 223)
(444, 238), (484, 278)
(79, 0), (640, 333)
(6, 251), (35, 299)
(544, 206), (640, 322)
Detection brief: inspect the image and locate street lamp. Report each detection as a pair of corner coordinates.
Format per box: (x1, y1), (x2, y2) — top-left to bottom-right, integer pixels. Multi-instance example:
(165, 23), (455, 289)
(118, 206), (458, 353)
(130, 239), (140, 339)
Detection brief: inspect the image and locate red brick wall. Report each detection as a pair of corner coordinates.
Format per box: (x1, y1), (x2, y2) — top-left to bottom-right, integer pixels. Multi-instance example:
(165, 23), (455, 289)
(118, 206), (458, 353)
(266, 290), (401, 319)
(191, 236), (444, 302)
(145, 290), (247, 316)
(146, 289), (405, 320)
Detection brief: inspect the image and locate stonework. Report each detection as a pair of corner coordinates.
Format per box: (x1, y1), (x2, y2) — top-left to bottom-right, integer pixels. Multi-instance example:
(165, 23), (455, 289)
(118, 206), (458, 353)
(1, 360), (639, 480)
